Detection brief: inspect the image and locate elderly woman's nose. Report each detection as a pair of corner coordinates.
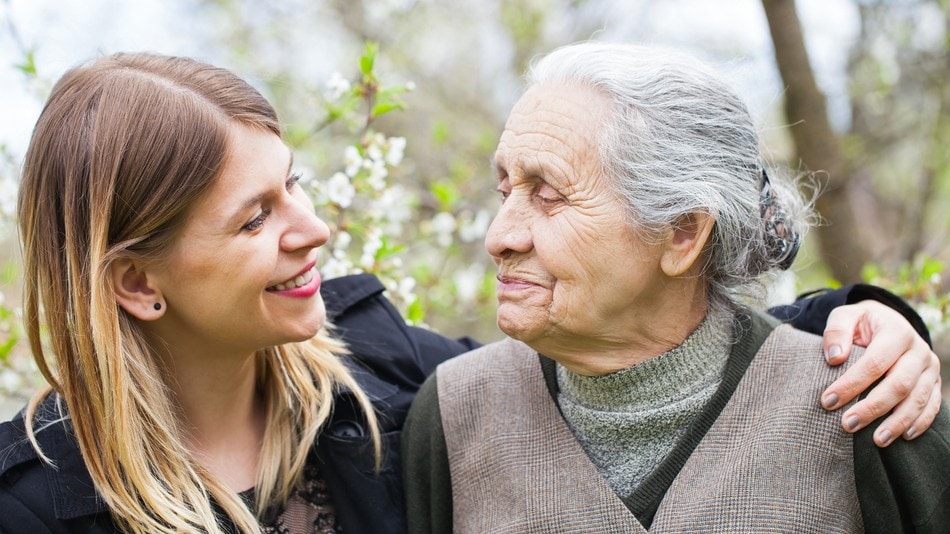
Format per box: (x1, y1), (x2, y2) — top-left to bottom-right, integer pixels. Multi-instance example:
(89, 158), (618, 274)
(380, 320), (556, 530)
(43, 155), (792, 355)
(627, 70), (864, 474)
(485, 202), (531, 258)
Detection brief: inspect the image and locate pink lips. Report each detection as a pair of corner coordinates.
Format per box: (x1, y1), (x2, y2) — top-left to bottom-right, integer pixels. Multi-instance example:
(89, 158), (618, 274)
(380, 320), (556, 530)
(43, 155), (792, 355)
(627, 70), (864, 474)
(495, 274), (540, 297)
(268, 263), (321, 297)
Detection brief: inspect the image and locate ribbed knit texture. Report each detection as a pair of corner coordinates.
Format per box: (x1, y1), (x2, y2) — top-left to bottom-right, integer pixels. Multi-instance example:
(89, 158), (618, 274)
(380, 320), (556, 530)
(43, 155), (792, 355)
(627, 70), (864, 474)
(557, 310), (733, 500)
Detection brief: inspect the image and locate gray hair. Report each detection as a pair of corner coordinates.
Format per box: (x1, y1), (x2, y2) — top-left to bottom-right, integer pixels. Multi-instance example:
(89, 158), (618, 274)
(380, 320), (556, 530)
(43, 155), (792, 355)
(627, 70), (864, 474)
(526, 41), (812, 313)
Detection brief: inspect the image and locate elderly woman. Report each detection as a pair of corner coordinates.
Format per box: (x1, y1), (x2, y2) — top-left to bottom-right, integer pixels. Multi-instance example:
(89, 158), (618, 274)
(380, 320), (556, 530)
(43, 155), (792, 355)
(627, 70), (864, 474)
(402, 42), (950, 532)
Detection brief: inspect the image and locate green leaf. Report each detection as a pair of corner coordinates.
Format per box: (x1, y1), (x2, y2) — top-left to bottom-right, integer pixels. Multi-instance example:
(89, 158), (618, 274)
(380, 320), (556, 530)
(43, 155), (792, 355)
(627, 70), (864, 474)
(406, 297), (425, 324)
(379, 85), (409, 97)
(372, 100), (405, 117)
(15, 49), (37, 77)
(431, 119), (450, 145)
(430, 181), (460, 210)
(861, 263), (882, 284)
(360, 42), (378, 77)
(920, 257), (944, 280)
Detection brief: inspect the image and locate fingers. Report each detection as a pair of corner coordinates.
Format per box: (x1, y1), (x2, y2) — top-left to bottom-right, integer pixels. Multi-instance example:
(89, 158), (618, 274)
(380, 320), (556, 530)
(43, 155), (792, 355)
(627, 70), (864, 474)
(820, 336), (915, 410)
(821, 307), (914, 409)
(833, 343), (941, 446)
(821, 303), (880, 366)
(902, 376), (943, 441)
(816, 299), (942, 447)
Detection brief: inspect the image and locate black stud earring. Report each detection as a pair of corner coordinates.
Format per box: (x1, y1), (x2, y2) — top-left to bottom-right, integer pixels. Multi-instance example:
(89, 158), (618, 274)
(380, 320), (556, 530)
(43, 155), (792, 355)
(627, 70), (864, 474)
(154, 302), (162, 311)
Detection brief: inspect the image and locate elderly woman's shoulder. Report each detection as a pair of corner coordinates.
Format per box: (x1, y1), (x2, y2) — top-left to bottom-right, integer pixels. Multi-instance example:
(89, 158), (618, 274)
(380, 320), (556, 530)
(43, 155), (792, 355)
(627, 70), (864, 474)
(439, 337), (534, 374)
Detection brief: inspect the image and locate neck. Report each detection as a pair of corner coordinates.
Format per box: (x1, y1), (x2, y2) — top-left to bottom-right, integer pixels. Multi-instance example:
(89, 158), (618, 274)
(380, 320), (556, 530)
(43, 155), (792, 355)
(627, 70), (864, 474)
(157, 345), (266, 492)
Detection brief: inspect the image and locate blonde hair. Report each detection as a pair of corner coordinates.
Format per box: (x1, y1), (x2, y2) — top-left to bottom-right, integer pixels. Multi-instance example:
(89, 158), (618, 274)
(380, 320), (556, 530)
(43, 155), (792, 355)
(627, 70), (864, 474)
(18, 52), (380, 533)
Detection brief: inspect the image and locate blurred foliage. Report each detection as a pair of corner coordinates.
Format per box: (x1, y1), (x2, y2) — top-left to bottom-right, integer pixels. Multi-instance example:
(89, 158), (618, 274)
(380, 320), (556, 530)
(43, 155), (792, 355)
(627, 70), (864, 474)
(863, 256), (949, 339)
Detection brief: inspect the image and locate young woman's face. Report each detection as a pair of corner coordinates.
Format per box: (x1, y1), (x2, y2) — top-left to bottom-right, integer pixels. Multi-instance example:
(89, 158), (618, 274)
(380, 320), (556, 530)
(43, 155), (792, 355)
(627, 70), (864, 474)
(149, 124), (330, 357)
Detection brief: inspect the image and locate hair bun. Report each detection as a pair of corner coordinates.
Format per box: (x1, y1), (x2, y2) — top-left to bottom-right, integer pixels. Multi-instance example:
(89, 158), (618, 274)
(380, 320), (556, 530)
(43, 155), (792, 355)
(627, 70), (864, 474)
(760, 169), (801, 270)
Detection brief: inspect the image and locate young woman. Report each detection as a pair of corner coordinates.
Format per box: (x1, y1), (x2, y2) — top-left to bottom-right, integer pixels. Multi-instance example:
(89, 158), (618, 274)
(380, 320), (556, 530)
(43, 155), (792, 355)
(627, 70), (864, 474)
(0, 51), (940, 533)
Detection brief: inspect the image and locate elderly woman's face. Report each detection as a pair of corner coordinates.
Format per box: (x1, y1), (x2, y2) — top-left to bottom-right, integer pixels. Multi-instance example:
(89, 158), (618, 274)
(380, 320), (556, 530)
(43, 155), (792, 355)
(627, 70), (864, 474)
(486, 84), (670, 352)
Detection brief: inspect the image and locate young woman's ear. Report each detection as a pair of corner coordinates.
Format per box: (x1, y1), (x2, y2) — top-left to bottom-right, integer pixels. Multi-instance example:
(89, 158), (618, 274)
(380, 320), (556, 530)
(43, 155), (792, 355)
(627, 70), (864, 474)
(110, 258), (165, 321)
(660, 212), (716, 277)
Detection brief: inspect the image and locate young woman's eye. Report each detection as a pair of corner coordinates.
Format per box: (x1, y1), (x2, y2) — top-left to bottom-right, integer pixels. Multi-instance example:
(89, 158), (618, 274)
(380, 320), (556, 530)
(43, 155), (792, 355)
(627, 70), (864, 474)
(242, 208), (272, 231)
(286, 172), (302, 191)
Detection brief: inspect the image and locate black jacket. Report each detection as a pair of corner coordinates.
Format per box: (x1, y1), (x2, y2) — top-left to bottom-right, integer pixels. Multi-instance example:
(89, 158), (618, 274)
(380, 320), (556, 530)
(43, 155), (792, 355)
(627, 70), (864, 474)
(0, 274), (476, 533)
(0, 275), (928, 533)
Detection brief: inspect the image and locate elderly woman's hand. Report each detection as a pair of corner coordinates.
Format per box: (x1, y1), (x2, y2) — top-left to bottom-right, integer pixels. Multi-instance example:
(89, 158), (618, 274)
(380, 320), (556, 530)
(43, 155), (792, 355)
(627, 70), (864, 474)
(818, 300), (942, 447)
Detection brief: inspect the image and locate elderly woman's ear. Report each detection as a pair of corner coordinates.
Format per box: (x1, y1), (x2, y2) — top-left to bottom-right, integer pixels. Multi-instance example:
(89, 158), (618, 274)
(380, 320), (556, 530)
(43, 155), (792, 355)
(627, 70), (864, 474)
(660, 212), (716, 277)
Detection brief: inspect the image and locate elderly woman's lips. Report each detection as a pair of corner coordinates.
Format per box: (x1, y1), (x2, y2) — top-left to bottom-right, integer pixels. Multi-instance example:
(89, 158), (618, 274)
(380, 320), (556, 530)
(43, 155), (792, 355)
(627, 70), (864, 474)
(496, 275), (541, 292)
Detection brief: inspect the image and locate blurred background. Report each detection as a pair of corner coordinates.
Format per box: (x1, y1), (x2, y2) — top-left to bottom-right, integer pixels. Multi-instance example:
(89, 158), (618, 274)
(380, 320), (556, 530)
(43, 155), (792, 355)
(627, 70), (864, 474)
(1, 0), (947, 417)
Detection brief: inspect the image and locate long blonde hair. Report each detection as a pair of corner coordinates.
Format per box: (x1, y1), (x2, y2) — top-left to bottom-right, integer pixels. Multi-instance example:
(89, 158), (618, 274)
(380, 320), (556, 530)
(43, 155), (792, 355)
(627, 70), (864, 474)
(18, 52), (380, 533)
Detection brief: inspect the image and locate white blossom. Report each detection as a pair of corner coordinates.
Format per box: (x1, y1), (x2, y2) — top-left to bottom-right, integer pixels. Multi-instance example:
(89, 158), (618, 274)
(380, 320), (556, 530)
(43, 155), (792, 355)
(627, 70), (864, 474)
(0, 369), (21, 393)
(0, 177), (18, 221)
(321, 257), (352, 280)
(333, 231), (352, 255)
(431, 212), (457, 248)
(459, 209), (492, 243)
(385, 137), (407, 166)
(366, 135), (385, 163)
(361, 229), (384, 270)
(324, 72), (352, 101)
(326, 172), (355, 208)
(344, 145), (363, 177)
(915, 303), (946, 337)
(367, 160), (389, 190)
(394, 276), (417, 305)
(453, 263), (484, 304)
(372, 186), (412, 230)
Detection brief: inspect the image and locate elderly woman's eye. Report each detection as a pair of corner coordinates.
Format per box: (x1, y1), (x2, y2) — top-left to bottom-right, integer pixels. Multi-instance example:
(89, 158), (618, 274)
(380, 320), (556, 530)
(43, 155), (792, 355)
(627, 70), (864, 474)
(494, 184), (511, 202)
(537, 183), (564, 207)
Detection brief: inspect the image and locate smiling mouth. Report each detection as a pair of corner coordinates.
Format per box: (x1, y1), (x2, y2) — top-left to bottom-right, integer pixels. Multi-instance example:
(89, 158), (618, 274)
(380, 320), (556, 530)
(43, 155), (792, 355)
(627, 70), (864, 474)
(268, 266), (317, 291)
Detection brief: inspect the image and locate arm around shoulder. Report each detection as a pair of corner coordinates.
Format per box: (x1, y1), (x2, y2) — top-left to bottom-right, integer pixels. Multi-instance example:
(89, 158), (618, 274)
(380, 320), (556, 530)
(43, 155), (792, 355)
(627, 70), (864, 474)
(401, 373), (454, 534)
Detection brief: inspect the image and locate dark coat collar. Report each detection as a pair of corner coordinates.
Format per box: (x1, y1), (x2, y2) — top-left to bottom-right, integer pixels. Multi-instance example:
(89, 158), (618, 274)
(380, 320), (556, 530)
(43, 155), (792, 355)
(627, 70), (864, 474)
(0, 394), (107, 519)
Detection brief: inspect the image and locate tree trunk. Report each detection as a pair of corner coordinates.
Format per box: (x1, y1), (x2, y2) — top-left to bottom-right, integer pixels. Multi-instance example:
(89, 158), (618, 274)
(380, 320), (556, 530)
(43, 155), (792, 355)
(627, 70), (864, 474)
(761, 0), (871, 283)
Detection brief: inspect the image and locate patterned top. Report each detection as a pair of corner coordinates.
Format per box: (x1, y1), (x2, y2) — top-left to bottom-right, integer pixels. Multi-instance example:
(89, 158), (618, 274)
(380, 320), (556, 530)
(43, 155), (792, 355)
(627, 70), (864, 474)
(254, 457), (341, 533)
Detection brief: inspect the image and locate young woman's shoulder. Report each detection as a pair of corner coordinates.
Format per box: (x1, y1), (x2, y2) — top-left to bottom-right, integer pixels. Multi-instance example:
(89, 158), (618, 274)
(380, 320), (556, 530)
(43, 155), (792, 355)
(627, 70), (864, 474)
(0, 396), (117, 533)
(321, 273), (478, 390)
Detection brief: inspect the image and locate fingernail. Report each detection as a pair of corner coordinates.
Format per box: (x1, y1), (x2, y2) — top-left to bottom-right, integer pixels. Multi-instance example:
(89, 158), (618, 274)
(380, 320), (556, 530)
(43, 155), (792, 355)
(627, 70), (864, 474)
(877, 429), (893, 446)
(845, 414), (861, 431)
(906, 426), (917, 439)
(825, 345), (842, 362)
(822, 393), (839, 409)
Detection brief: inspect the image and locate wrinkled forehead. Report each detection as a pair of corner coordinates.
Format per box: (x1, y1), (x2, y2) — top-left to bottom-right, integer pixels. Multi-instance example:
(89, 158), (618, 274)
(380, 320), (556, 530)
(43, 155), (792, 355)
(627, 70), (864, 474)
(496, 85), (610, 156)
(494, 84), (613, 185)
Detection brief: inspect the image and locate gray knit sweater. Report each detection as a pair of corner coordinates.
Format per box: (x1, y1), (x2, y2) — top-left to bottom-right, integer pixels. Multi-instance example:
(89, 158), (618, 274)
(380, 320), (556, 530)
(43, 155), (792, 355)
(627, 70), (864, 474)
(557, 310), (733, 500)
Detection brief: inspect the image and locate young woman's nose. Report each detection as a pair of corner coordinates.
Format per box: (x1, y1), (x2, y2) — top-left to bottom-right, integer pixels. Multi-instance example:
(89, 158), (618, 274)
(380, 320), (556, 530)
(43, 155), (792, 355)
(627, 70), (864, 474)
(281, 195), (330, 252)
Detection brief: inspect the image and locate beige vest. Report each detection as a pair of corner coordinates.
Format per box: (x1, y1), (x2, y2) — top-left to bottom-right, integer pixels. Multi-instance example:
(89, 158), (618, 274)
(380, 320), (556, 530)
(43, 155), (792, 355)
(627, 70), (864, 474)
(437, 325), (864, 533)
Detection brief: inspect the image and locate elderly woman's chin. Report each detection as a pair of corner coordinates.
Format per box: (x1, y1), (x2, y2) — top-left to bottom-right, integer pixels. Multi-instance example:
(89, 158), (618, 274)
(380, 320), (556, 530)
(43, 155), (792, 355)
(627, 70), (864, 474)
(495, 301), (548, 342)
